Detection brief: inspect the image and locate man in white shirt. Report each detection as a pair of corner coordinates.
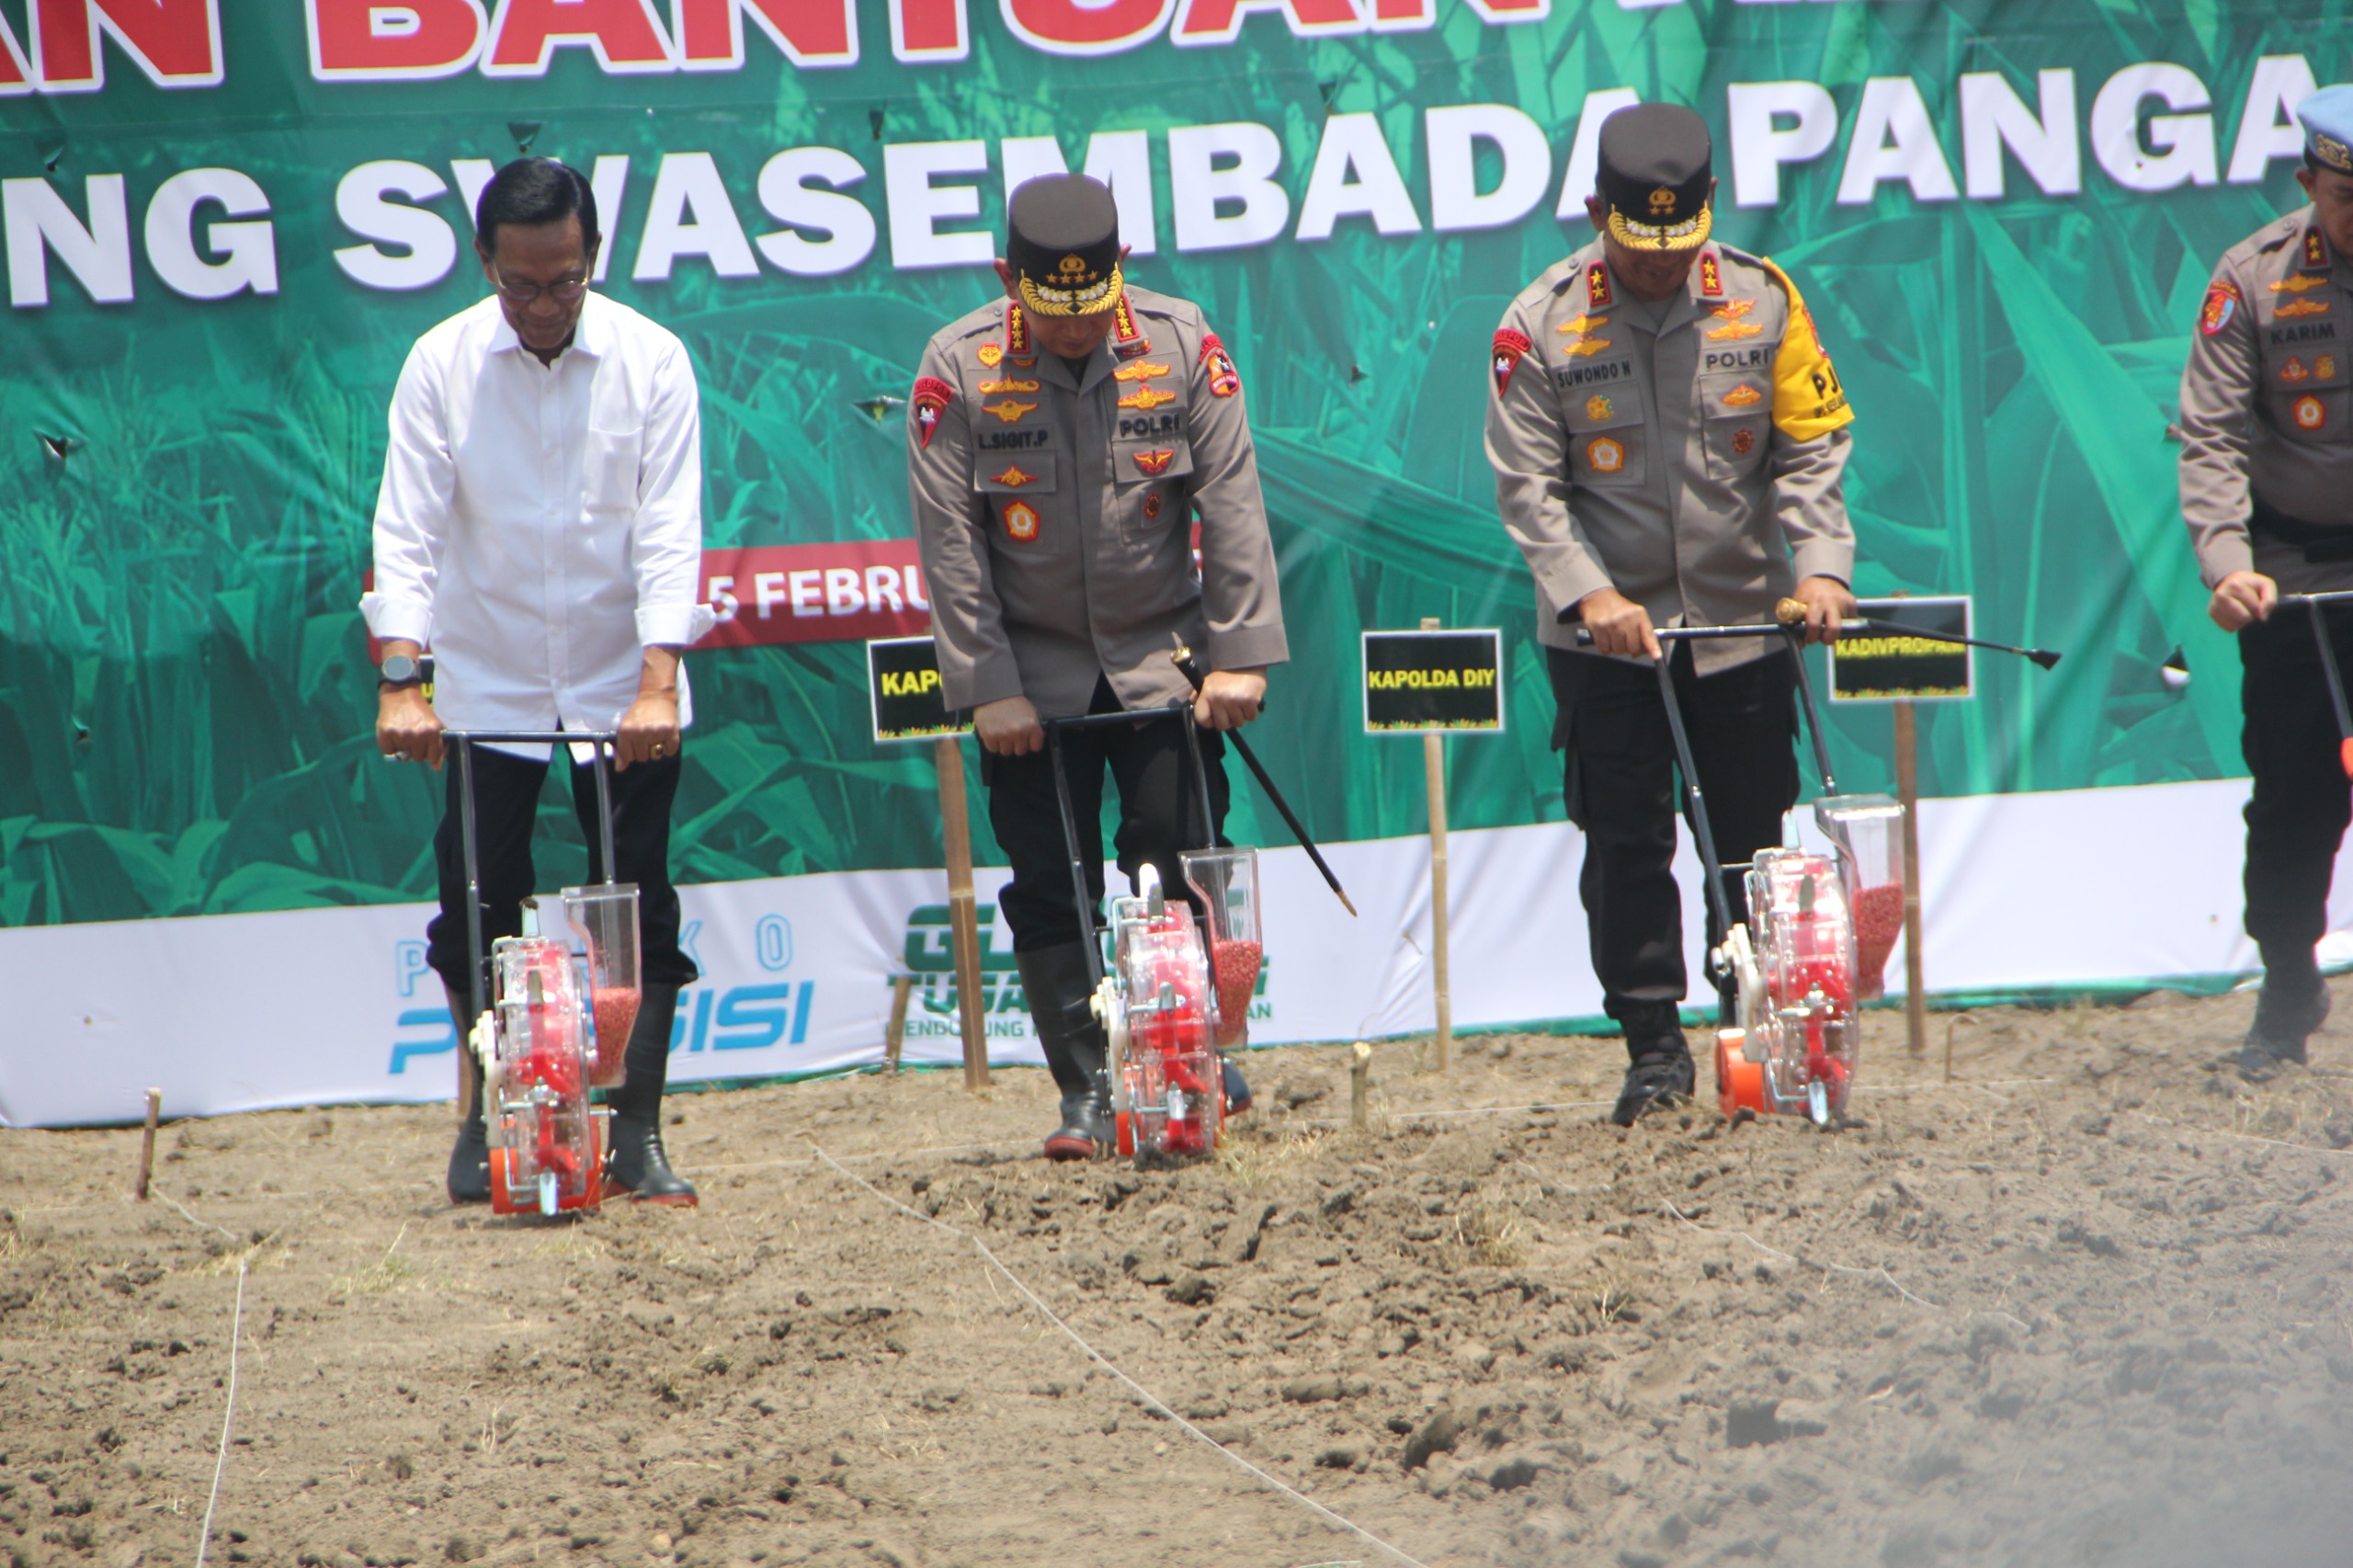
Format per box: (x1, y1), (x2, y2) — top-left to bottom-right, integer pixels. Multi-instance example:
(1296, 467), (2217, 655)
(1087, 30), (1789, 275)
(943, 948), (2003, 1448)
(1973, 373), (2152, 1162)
(364, 158), (712, 1207)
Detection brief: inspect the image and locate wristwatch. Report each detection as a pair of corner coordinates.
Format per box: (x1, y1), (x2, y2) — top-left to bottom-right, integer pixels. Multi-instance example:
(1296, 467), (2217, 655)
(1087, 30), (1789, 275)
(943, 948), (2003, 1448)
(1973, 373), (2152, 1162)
(378, 653), (424, 690)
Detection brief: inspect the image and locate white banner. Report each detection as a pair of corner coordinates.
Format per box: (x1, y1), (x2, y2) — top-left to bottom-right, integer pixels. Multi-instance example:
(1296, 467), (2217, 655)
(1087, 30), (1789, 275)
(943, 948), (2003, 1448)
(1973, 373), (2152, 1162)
(3, 778), (2344, 1127)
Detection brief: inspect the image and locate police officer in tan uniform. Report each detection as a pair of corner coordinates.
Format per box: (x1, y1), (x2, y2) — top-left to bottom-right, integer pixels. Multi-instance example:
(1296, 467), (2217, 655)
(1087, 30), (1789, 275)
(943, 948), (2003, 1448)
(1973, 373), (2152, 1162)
(1486, 104), (1859, 1125)
(2179, 84), (2353, 1076)
(906, 174), (1287, 1158)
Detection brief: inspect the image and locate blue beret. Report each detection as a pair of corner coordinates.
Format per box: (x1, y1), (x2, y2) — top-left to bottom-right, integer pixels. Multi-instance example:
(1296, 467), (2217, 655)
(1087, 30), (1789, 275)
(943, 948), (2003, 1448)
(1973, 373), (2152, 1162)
(2297, 83), (2353, 176)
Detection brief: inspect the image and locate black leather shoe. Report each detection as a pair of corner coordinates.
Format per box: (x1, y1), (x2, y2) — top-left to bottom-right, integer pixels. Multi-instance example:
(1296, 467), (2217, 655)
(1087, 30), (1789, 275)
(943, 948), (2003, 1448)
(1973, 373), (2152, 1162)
(1610, 1049), (1695, 1128)
(447, 1115), (491, 1205)
(608, 1112), (699, 1206)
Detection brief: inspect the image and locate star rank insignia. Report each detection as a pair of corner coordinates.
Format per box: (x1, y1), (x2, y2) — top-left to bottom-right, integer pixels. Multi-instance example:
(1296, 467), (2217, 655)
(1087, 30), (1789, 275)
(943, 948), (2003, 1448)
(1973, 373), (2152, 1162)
(1112, 294), (1151, 358)
(910, 376), (954, 450)
(1120, 386), (1177, 411)
(1699, 253), (1723, 298)
(983, 400), (1038, 424)
(1133, 449), (1174, 476)
(991, 463), (1039, 487)
(1586, 262), (1612, 310)
(2308, 228), (2328, 269)
(1491, 328), (1532, 396)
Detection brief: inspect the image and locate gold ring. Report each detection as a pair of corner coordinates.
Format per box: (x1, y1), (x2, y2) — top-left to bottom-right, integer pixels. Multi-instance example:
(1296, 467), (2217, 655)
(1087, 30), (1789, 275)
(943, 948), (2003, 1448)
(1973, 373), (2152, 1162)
(652, 744), (665, 756)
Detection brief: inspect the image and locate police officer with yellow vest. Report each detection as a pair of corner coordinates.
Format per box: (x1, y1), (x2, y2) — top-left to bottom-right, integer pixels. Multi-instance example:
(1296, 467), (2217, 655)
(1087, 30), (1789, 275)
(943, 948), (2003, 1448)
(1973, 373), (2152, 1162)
(2179, 84), (2353, 1077)
(1485, 103), (1859, 1125)
(906, 174), (1288, 1159)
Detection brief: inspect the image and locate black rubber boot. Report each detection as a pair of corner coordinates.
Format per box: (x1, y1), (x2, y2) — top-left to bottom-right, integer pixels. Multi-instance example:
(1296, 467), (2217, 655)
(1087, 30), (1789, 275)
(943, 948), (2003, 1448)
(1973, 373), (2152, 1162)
(445, 983), (491, 1204)
(1608, 1001), (1694, 1128)
(1017, 943), (1112, 1161)
(2237, 948), (2330, 1079)
(606, 983), (699, 1206)
(1221, 1056), (1253, 1116)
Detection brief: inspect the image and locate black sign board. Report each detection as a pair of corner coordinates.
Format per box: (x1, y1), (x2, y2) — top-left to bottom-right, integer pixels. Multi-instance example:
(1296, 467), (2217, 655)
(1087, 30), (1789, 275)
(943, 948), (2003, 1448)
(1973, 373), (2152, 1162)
(1361, 629), (1505, 733)
(1828, 597), (1972, 702)
(867, 637), (970, 743)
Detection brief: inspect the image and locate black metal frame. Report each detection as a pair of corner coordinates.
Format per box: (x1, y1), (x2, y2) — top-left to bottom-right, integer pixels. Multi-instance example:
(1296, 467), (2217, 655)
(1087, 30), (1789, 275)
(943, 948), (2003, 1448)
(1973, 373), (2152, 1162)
(2282, 593), (2353, 747)
(1039, 701), (1215, 989)
(444, 729), (622, 1034)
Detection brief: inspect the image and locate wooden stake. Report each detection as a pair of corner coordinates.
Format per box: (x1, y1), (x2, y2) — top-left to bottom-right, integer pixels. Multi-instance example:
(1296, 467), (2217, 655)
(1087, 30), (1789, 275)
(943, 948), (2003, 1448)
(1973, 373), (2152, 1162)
(1894, 699), (1927, 1057)
(884, 974), (915, 1074)
(1349, 1041), (1372, 1130)
(1422, 618), (1452, 1074)
(132, 1087), (161, 1200)
(934, 735), (990, 1090)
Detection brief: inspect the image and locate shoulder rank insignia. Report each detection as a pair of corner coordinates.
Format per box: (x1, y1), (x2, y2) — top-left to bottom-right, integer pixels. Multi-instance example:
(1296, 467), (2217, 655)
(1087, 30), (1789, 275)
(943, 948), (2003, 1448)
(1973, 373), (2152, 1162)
(977, 343), (1003, 369)
(1556, 314), (1605, 336)
(2272, 273), (2329, 293)
(1563, 336), (1614, 359)
(2293, 394), (2326, 431)
(1119, 386), (1177, 411)
(1492, 328), (1532, 396)
(1586, 261), (1612, 310)
(1003, 500), (1040, 540)
(1699, 253), (1723, 299)
(983, 400), (1038, 424)
(2276, 297), (2331, 320)
(1111, 293), (1150, 359)
(2282, 357), (2310, 383)
(1707, 320), (1763, 341)
(1200, 333), (1241, 397)
(1115, 361), (1172, 382)
(911, 375), (954, 449)
(2200, 280), (2242, 335)
(1724, 383), (1764, 408)
(991, 463), (1039, 487)
(1006, 303), (1029, 358)
(1710, 300), (1756, 321)
(979, 378), (1040, 394)
(1134, 449), (1175, 476)
(2308, 228), (2328, 270)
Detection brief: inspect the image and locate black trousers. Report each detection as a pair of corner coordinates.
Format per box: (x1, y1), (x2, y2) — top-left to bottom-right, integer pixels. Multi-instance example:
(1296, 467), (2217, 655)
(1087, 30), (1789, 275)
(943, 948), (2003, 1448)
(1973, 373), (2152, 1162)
(1550, 644), (1800, 1025)
(425, 742), (698, 1003)
(2241, 604), (2353, 959)
(984, 678), (1232, 953)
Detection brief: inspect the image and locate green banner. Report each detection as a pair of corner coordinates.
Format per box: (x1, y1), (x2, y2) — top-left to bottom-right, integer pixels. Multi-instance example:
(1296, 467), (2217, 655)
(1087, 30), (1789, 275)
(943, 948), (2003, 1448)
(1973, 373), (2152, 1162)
(0, 0), (2336, 926)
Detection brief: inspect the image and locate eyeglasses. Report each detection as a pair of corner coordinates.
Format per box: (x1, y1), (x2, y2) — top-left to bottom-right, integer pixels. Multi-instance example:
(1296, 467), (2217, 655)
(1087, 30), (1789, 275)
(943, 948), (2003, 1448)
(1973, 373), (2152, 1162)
(490, 269), (589, 307)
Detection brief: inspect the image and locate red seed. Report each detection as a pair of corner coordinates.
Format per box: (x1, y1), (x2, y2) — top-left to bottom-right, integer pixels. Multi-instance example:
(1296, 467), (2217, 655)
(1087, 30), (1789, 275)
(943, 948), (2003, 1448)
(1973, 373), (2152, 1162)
(1852, 884), (1904, 998)
(590, 985), (639, 1088)
(1211, 939), (1262, 1047)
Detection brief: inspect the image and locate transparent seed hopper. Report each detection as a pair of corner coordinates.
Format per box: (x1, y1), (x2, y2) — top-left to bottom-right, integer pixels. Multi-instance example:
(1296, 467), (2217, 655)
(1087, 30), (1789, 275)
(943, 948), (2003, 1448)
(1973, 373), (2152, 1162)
(1181, 847), (1262, 1049)
(561, 881), (643, 1088)
(1103, 869), (1222, 1164)
(1812, 796), (1906, 1001)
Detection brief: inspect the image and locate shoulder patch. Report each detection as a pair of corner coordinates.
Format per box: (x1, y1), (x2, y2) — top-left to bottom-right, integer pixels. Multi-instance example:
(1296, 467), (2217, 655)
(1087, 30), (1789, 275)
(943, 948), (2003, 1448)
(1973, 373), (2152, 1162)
(2200, 279), (2243, 335)
(911, 376), (955, 449)
(1201, 332), (1241, 397)
(1755, 256), (1852, 442)
(1492, 328), (1532, 397)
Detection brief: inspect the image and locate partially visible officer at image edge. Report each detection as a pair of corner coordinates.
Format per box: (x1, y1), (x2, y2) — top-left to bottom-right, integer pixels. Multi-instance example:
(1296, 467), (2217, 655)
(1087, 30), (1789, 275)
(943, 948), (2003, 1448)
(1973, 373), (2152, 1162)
(905, 174), (1287, 1161)
(364, 157), (715, 1205)
(1485, 103), (1859, 1126)
(2179, 84), (2353, 1078)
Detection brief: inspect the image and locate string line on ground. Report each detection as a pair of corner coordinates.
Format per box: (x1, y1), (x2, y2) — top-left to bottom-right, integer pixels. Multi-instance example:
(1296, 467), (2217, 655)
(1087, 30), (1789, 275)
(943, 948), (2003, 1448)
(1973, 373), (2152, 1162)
(193, 1256), (249, 1568)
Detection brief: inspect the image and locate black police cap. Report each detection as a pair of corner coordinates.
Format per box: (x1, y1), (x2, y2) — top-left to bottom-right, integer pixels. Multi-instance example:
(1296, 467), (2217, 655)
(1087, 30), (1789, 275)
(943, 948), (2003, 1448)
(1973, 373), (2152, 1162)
(1596, 103), (1713, 252)
(1006, 174), (1122, 317)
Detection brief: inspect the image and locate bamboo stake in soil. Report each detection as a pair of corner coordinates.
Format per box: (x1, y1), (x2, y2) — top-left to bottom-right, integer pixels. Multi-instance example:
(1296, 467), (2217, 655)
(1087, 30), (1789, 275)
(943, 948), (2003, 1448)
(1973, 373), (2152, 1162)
(133, 1087), (161, 1200)
(935, 736), (990, 1090)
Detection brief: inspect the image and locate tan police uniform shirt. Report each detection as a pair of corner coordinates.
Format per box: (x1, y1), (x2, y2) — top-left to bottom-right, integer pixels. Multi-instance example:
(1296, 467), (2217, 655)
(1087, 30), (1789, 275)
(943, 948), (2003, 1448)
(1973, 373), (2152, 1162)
(1485, 238), (1857, 675)
(2178, 208), (2353, 592)
(906, 284), (1288, 717)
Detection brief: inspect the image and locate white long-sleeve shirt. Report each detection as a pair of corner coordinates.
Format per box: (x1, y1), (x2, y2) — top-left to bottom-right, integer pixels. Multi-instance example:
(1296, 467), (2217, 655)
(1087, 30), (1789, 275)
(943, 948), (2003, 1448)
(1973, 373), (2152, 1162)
(361, 292), (715, 761)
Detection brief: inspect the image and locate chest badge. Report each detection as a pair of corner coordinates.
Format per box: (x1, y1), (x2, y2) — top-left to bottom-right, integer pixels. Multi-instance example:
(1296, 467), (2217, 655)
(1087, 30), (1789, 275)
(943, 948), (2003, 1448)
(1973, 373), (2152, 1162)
(1563, 336), (1614, 360)
(1732, 428), (1756, 457)
(1557, 313), (1605, 336)
(979, 378), (1040, 394)
(977, 343), (1003, 368)
(2277, 298), (2332, 320)
(983, 400), (1038, 424)
(1003, 500), (1041, 540)
(1723, 383), (1763, 408)
(2272, 273), (2328, 293)
(991, 463), (1039, 487)
(1114, 361), (1172, 382)
(1709, 300), (1755, 321)
(2320, 354), (2340, 379)
(1586, 436), (1626, 474)
(1142, 492), (1164, 521)
(2293, 394), (2326, 431)
(2283, 357), (2311, 383)
(1707, 319), (1763, 341)
(1585, 393), (1615, 422)
(1119, 386), (1178, 411)
(1133, 449), (1175, 476)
